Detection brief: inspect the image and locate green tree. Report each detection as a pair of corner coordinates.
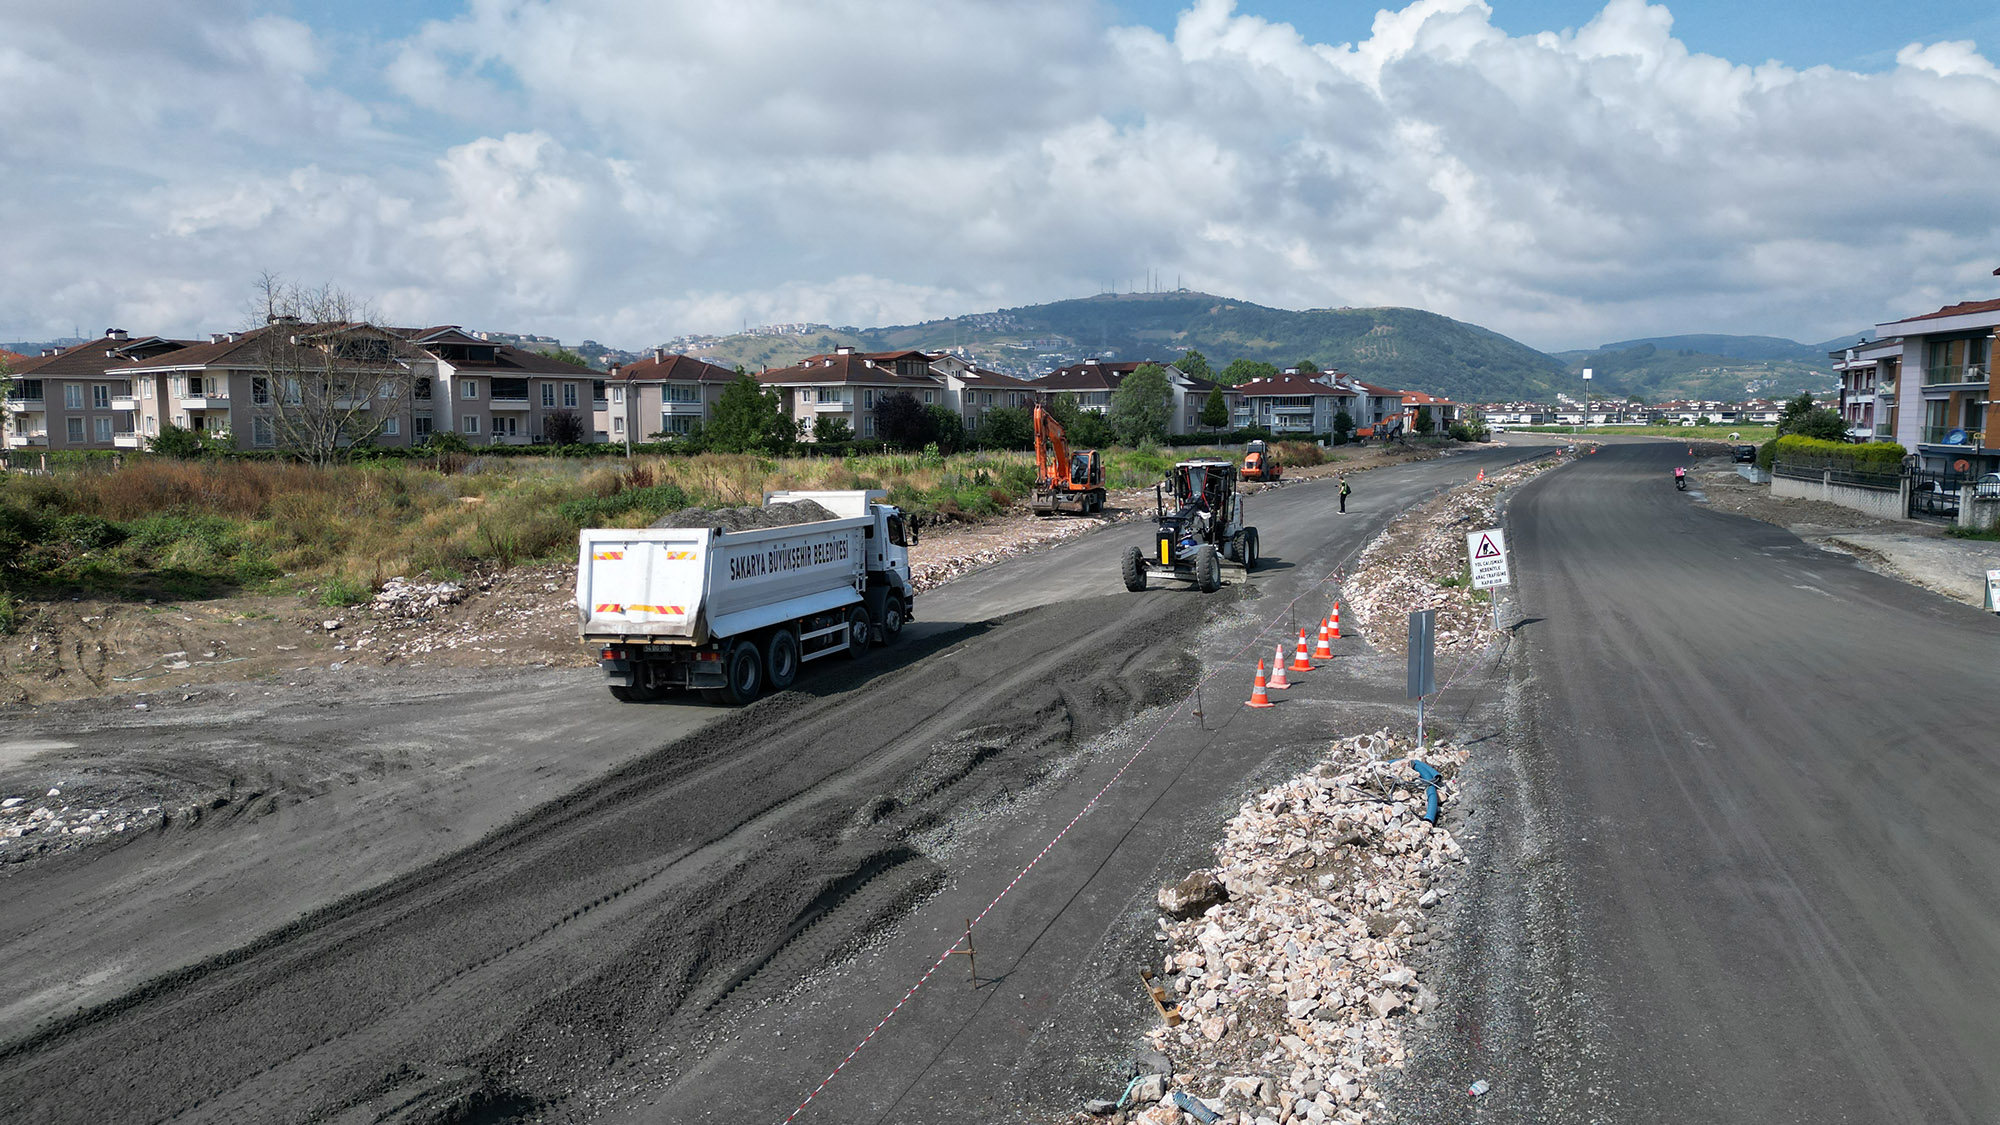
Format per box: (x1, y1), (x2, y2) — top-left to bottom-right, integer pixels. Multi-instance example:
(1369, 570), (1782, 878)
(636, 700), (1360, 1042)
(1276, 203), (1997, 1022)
(1333, 410), (1356, 444)
(538, 347), (593, 369)
(977, 405), (1033, 450)
(1219, 359), (1278, 386)
(875, 391), (933, 450)
(812, 416), (854, 443)
(1775, 392), (1847, 442)
(147, 421), (214, 458)
(1177, 349), (1212, 381)
(709, 371), (793, 453)
(925, 404), (966, 453)
(1414, 406), (1433, 434)
(1295, 358), (1319, 375)
(544, 409), (586, 445)
(1200, 385), (1229, 431)
(1109, 363), (1172, 445)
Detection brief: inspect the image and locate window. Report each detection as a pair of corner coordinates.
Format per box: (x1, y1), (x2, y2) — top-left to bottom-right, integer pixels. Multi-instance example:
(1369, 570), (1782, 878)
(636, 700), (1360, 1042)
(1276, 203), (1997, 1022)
(666, 385), (701, 403)
(94, 417), (112, 442)
(495, 417), (517, 437)
(461, 380), (479, 399)
(93, 384), (110, 409)
(383, 418), (400, 436)
(612, 416), (625, 434)
(379, 381), (394, 398)
(541, 384), (555, 408)
(65, 384), (84, 409)
(863, 389), (875, 407)
(923, 391), (935, 404)
(251, 378), (271, 405)
(563, 383), (578, 408)
(612, 386), (625, 405)
(462, 416), (480, 434)
(67, 417), (85, 442)
(414, 378), (432, 401)
(863, 416), (876, 437)
(414, 417), (433, 437)
(188, 375), (206, 397)
(146, 416), (157, 435)
(661, 415), (694, 435)
(141, 381), (152, 400)
(253, 417), (274, 446)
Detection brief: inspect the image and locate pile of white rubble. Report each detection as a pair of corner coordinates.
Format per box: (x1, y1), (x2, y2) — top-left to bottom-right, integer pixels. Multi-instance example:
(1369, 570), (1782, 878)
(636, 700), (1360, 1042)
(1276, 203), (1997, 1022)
(1086, 730), (1468, 1125)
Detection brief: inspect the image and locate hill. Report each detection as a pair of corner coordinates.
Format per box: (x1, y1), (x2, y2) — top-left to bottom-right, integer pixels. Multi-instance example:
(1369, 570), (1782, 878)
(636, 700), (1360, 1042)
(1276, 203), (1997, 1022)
(1550, 331), (1857, 401)
(677, 291), (1570, 403)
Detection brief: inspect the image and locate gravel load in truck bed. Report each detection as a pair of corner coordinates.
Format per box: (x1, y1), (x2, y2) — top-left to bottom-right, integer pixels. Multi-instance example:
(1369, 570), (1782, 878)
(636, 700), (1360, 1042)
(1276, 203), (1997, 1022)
(649, 499), (840, 532)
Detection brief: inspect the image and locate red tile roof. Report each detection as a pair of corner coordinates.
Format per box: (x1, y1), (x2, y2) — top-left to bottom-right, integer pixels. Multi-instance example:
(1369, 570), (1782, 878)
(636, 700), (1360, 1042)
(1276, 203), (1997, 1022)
(611, 353), (739, 383)
(1234, 373), (1355, 397)
(1888, 297), (2000, 325)
(7, 333), (194, 378)
(757, 353), (941, 388)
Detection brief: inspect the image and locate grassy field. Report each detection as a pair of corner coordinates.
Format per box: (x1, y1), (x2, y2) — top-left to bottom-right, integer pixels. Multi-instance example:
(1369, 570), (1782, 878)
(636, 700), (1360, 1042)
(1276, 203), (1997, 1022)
(1502, 424), (1776, 441)
(0, 441), (1336, 610)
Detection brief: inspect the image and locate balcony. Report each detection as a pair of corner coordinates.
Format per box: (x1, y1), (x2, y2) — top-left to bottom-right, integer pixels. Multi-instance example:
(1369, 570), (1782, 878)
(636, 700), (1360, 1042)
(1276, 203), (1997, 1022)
(1920, 426), (1985, 447)
(113, 431), (142, 449)
(9, 431), (49, 447)
(329, 397), (372, 411)
(111, 395), (138, 411)
(812, 399), (854, 413)
(182, 394), (229, 410)
(489, 395), (531, 411)
(2, 396), (44, 413)
(1923, 363), (1990, 389)
(663, 400), (706, 416)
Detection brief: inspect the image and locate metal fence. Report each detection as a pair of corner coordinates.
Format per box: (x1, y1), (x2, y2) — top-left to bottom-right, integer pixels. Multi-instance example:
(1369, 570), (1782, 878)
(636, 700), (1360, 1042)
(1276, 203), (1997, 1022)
(1908, 468), (1968, 520)
(1771, 460), (1901, 489)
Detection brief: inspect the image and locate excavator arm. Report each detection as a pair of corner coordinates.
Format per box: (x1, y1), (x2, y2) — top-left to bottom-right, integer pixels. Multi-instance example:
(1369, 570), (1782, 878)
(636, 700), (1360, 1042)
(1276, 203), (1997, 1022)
(1033, 403), (1075, 488)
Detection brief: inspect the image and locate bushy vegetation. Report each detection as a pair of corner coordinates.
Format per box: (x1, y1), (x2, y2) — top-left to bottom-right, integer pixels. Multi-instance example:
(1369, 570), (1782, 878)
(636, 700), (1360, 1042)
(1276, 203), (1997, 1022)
(1771, 435), (1905, 471)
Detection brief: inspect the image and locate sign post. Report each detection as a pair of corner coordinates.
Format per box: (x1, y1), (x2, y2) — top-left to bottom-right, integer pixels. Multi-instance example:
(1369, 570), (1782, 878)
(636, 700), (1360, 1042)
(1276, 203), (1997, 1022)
(1467, 527), (1510, 632)
(1407, 610), (1435, 749)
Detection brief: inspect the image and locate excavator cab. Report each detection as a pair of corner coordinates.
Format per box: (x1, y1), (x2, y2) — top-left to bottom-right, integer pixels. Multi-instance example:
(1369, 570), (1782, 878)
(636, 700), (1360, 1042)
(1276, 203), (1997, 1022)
(1121, 459), (1259, 593)
(1030, 403), (1106, 515)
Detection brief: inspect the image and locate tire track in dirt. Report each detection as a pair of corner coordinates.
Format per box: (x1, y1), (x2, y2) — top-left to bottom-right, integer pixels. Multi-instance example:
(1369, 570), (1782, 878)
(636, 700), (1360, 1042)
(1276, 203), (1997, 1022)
(0, 591), (1206, 1125)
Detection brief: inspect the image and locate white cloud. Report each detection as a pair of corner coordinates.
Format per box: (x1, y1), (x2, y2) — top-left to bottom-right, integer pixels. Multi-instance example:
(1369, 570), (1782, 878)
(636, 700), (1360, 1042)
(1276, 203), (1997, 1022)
(2, 0), (1998, 353)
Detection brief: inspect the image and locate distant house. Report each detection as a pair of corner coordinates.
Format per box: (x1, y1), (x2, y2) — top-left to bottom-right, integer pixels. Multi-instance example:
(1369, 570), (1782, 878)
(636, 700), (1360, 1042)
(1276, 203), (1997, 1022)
(602, 350), (739, 441)
(407, 327), (609, 445)
(2, 329), (186, 451)
(1036, 358), (1215, 435)
(929, 354), (1037, 434)
(758, 348), (943, 440)
(1227, 372), (1358, 434)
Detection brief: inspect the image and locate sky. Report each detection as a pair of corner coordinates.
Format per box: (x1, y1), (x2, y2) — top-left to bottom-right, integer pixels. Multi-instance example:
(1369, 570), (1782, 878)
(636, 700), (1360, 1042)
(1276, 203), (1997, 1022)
(3, 0), (1998, 354)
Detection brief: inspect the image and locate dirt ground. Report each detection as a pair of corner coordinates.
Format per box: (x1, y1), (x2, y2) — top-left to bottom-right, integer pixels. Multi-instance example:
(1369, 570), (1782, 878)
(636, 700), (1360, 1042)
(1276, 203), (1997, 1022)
(0, 440), (1444, 710)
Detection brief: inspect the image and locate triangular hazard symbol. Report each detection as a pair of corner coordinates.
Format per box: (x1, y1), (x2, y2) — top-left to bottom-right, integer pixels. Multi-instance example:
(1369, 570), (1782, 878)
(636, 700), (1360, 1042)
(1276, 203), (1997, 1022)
(1474, 534), (1501, 559)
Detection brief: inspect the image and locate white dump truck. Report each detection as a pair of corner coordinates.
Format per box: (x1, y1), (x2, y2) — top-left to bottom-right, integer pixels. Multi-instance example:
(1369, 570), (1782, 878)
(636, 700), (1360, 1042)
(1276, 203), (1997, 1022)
(576, 489), (918, 703)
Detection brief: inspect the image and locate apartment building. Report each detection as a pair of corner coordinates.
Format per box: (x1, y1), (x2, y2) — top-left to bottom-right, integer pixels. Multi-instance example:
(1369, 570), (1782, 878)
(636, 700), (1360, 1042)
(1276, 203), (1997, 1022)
(1868, 298), (1998, 475)
(409, 327), (607, 445)
(1227, 372), (1358, 434)
(1832, 339), (1900, 442)
(928, 354), (1037, 433)
(602, 350), (740, 441)
(1, 330), (191, 451)
(757, 350), (942, 440)
(1035, 359), (1216, 435)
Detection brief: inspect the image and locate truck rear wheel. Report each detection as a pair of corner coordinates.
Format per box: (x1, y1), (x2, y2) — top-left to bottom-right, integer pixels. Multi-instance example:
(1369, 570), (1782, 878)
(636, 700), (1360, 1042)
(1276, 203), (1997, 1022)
(1121, 545), (1147, 592)
(765, 628), (800, 691)
(1243, 528), (1259, 571)
(867, 589), (904, 642)
(1194, 544), (1220, 592)
(721, 640), (763, 705)
(844, 607), (872, 659)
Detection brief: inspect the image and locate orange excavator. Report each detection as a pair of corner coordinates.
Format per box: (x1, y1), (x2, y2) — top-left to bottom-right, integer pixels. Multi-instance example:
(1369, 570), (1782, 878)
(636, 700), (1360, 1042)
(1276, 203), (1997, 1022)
(1031, 402), (1105, 515)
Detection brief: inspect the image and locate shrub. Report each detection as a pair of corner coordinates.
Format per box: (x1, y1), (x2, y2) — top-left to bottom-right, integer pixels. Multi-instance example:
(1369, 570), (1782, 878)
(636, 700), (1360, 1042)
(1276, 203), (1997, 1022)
(1773, 436), (1904, 472)
(0, 591), (15, 635)
(319, 574), (374, 607)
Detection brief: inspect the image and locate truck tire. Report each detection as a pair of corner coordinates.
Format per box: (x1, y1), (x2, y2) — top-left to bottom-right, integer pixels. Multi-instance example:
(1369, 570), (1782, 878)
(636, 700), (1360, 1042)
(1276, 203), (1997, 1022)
(1243, 528), (1259, 571)
(765, 628), (800, 691)
(1121, 545), (1147, 592)
(1226, 531), (1244, 564)
(721, 640), (763, 705)
(867, 589), (904, 642)
(1194, 544), (1220, 592)
(844, 606), (872, 659)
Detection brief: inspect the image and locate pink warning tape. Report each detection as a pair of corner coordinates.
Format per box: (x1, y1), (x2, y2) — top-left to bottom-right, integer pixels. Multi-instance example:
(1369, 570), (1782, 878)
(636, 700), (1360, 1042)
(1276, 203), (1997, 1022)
(779, 566), (1352, 1122)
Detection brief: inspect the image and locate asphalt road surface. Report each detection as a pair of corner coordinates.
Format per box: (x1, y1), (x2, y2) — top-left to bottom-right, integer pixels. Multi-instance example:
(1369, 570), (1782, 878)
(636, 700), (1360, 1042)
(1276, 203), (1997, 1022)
(0, 442), (1549, 1124)
(1393, 440), (2000, 1125)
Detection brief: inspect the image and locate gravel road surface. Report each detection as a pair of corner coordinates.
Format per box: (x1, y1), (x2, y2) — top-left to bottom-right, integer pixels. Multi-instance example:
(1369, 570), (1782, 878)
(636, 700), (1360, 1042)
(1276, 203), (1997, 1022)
(0, 442), (1551, 1124)
(1392, 440), (2000, 1124)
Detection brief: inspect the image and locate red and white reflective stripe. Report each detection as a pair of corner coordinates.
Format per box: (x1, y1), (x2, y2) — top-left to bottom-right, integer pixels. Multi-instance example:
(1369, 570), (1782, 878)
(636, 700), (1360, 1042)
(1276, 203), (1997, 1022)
(780, 568), (1353, 1122)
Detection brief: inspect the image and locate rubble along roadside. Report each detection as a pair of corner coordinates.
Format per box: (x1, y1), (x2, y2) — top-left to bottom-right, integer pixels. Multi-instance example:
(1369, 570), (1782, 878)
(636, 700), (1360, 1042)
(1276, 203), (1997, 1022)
(1077, 732), (1468, 1125)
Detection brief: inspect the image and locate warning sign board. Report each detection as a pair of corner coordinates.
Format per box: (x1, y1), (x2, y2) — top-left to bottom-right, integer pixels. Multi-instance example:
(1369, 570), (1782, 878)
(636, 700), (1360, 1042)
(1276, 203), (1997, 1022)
(1467, 528), (1510, 590)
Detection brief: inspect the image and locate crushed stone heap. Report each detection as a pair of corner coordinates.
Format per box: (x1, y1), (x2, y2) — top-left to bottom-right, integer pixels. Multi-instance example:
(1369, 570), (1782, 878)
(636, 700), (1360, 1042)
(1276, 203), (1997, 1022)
(651, 499), (840, 532)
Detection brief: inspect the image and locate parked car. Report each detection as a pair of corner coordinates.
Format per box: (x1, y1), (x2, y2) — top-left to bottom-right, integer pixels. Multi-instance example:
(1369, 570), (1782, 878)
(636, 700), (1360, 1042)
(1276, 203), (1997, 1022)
(1977, 472), (2000, 498)
(1732, 445), (1758, 463)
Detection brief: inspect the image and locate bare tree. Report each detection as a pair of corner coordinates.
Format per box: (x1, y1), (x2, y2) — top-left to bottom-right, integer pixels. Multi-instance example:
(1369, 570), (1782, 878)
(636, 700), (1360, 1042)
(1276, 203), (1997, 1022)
(249, 274), (425, 465)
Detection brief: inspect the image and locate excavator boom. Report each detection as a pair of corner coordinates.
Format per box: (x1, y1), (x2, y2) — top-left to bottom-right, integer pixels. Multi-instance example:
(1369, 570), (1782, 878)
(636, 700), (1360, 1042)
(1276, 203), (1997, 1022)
(1030, 402), (1106, 515)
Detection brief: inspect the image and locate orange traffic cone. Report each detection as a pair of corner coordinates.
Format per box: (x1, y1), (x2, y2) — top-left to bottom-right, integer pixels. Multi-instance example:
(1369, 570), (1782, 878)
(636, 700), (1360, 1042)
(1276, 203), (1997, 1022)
(1313, 619), (1334, 660)
(1245, 660), (1275, 708)
(1268, 645), (1291, 690)
(1477, 468), (1486, 483)
(1331, 601), (1342, 638)
(1290, 629), (1315, 673)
